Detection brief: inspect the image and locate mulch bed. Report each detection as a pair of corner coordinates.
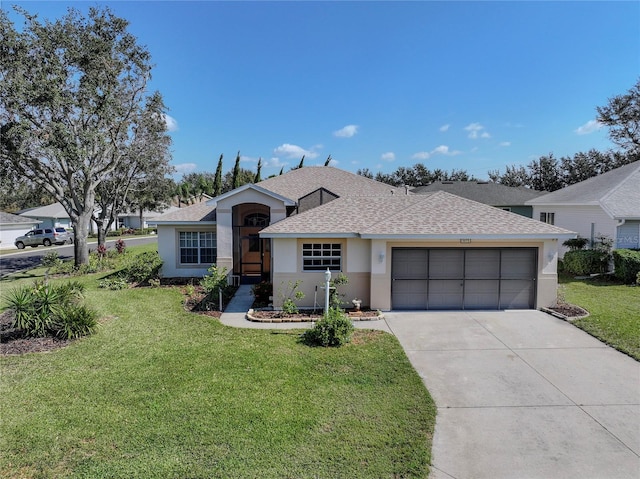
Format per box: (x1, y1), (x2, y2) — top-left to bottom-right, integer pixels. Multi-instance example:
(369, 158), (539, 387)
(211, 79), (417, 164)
(545, 303), (589, 319)
(0, 310), (72, 356)
(248, 308), (380, 322)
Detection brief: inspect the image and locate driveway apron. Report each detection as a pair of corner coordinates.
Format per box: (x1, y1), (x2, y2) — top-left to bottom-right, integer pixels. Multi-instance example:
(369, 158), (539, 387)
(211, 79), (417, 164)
(385, 310), (640, 479)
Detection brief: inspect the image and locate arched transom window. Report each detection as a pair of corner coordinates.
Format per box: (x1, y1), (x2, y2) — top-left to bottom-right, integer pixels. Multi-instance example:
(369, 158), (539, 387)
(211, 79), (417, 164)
(243, 212), (269, 227)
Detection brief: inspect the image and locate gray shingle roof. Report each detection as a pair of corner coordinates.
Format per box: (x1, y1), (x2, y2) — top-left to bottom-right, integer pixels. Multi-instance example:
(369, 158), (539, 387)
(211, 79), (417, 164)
(255, 166), (405, 200)
(0, 211), (41, 225)
(261, 191), (575, 238)
(18, 202), (69, 218)
(153, 202), (216, 223)
(412, 181), (543, 206)
(526, 161), (640, 219)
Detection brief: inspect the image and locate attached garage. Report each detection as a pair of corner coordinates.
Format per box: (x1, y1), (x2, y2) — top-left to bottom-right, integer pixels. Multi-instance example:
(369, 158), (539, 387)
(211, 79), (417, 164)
(391, 248), (537, 310)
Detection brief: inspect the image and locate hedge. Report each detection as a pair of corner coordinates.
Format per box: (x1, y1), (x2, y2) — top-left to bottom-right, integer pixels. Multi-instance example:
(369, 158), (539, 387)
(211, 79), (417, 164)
(613, 249), (640, 284)
(562, 250), (609, 276)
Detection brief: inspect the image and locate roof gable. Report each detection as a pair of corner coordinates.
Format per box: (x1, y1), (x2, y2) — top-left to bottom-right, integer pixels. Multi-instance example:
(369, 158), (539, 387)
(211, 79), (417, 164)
(526, 162), (640, 217)
(206, 183), (296, 207)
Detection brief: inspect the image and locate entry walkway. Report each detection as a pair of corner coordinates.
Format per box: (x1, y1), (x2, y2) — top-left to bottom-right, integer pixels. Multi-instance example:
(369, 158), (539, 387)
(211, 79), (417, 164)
(385, 310), (640, 479)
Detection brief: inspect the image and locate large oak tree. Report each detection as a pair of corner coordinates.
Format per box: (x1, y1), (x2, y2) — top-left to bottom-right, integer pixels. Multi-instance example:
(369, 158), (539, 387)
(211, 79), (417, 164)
(0, 6), (172, 265)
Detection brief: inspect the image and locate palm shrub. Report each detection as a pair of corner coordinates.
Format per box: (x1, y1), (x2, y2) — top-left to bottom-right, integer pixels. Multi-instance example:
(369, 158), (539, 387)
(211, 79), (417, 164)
(303, 307), (354, 347)
(5, 280), (97, 339)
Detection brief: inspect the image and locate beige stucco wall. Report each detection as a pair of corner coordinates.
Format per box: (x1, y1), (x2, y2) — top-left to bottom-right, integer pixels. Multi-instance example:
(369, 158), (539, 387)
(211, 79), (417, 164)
(271, 237), (560, 310)
(215, 189), (288, 275)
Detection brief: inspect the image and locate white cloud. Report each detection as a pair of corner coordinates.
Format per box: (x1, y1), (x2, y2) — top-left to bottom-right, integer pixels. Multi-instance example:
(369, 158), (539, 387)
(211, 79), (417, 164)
(164, 114), (179, 132)
(499, 141), (511, 147)
(381, 152), (395, 162)
(264, 157), (288, 168)
(333, 124), (359, 138)
(464, 122), (490, 139)
(575, 119), (604, 135)
(412, 151), (430, 160)
(433, 145), (462, 156)
(412, 145), (462, 160)
(439, 124), (450, 132)
(273, 143), (320, 159)
(173, 162), (196, 174)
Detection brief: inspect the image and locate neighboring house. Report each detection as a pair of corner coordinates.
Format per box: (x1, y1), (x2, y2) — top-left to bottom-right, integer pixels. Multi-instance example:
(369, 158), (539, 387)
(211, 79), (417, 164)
(18, 202), (73, 230)
(412, 181), (544, 217)
(0, 212), (40, 249)
(154, 167), (575, 311)
(119, 206), (180, 230)
(526, 161), (640, 254)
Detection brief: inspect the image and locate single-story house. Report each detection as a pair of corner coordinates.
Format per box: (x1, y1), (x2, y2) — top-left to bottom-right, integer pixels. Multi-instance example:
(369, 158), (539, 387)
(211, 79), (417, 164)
(119, 206), (181, 230)
(412, 181), (544, 217)
(18, 202), (73, 230)
(526, 161), (640, 255)
(0, 212), (41, 249)
(154, 166), (575, 311)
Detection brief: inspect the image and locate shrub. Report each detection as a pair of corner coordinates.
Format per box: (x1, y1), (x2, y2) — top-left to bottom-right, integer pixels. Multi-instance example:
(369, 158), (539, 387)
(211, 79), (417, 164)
(121, 251), (163, 284)
(251, 282), (273, 307)
(99, 277), (128, 290)
(53, 304), (98, 339)
(563, 237), (589, 251)
(115, 239), (126, 254)
(41, 251), (62, 268)
(200, 265), (228, 296)
(96, 244), (108, 258)
(613, 249), (640, 284)
(302, 307), (354, 347)
(278, 280), (305, 314)
(329, 273), (349, 308)
(50, 260), (75, 275)
(637, 271), (640, 285)
(5, 280), (97, 339)
(563, 250), (609, 275)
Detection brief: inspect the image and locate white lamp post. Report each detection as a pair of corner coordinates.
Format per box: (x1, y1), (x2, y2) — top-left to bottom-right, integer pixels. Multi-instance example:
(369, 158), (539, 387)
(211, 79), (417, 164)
(324, 268), (332, 315)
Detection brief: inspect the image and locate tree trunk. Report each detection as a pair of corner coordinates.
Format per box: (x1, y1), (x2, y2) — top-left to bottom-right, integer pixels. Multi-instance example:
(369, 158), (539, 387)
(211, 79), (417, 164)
(139, 207), (144, 230)
(73, 211), (93, 266)
(96, 221), (107, 247)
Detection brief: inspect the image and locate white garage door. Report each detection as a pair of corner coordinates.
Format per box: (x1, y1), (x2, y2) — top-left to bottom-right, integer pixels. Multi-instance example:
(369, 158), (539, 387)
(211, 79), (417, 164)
(391, 248), (537, 310)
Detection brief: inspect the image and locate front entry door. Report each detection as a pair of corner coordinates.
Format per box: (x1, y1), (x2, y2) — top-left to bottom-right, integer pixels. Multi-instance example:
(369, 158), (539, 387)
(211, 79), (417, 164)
(239, 235), (270, 284)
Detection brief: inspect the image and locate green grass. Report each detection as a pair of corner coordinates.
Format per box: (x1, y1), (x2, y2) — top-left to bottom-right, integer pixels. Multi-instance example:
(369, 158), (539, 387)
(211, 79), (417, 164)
(559, 274), (640, 360)
(0, 261), (436, 478)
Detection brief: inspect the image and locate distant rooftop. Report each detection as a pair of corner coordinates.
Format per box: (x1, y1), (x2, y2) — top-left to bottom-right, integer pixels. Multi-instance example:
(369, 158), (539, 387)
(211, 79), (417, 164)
(412, 181), (544, 206)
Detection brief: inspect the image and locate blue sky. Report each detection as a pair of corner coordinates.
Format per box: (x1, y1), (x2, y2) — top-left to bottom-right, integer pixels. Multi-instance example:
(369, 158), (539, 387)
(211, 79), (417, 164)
(5, 1), (639, 180)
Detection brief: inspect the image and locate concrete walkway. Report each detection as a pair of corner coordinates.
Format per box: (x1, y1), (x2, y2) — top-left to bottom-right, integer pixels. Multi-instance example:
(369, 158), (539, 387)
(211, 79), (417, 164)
(220, 284), (391, 332)
(385, 310), (640, 479)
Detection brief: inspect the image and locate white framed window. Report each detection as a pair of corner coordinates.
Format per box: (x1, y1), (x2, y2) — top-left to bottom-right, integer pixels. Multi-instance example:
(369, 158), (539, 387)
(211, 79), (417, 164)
(302, 243), (342, 271)
(179, 231), (216, 264)
(540, 212), (555, 225)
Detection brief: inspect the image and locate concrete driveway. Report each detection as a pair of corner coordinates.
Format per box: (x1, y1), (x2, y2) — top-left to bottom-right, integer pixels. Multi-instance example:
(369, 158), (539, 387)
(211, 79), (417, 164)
(385, 310), (640, 479)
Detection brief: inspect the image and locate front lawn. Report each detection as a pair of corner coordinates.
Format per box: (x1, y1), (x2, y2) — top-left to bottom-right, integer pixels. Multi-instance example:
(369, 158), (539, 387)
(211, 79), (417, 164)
(0, 271), (436, 478)
(559, 275), (640, 360)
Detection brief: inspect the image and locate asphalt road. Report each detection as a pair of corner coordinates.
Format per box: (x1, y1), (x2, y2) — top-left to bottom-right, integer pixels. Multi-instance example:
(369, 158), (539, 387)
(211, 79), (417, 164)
(0, 236), (158, 278)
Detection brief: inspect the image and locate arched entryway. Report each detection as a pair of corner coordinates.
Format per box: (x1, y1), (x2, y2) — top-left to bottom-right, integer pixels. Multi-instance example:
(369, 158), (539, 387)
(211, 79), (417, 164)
(232, 203), (271, 284)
